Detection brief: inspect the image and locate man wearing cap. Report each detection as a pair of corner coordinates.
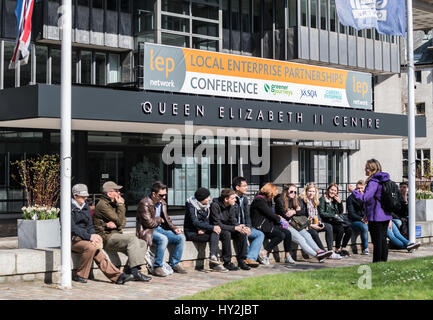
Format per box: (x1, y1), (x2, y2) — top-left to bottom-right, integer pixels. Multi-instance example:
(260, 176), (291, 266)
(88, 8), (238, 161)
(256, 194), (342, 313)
(137, 181), (187, 277)
(71, 183), (134, 284)
(93, 181), (151, 282)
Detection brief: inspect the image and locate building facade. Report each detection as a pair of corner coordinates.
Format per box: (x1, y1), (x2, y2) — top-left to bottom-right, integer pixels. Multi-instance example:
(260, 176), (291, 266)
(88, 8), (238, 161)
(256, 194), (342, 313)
(0, 0), (428, 224)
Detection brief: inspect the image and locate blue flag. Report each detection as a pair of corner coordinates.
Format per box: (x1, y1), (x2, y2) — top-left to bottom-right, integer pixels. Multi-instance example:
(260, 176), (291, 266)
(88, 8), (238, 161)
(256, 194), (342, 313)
(335, 0), (406, 36)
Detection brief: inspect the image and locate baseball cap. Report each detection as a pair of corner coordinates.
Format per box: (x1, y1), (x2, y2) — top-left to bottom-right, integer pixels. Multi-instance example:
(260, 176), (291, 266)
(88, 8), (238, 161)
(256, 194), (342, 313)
(102, 181), (123, 193)
(72, 184), (90, 197)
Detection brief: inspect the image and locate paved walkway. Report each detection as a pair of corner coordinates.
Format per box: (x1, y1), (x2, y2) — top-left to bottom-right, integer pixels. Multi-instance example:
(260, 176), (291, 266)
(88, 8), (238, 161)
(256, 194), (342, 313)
(0, 244), (432, 300)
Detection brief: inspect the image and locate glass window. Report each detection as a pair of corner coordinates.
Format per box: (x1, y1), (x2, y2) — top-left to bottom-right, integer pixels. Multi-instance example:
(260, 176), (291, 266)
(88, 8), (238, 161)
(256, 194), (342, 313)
(320, 0), (327, 30)
(416, 103), (425, 115)
(161, 0), (189, 15)
(161, 33), (190, 47)
(92, 0), (103, 9)
(232, 0), (241, 31)
(192, 20), (218, 37)
(20, 49), (32, 86)
(51, 48), (61, 85)
(301, 0), (307, 26)
(77, 0), (89, 6)
(367, 29), (372, 39)
(253, 0), (261, 32)
(3, 42), (15, 88)
(288, 0), (297, 27)
(192, 2), (218, 20)
(415, 70), (422, 83)
(72, 50), (78, 83)
(310, 0), (318, 29)
(36, 45), (47, 84)
(81, 50), (92, 84)
(330, 0), (336, 31)
(161, 15), (189, 32)
(95, 52), (106, 85)
(193, 37), (217, 51)
(108, 53), (120, 83)
(121, 0), (130, 13)
(242, 0), (251, 33)
(223, 0), (229, 29)
(264, 0), (272, 31)
(106, 0), (117, 11)
(275, 0), (285, 29)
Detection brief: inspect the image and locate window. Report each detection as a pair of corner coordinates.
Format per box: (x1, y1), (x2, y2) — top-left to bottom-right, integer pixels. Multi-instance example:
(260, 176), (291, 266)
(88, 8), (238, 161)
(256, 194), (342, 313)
(288, 0), (297, 27)
(51, 48), (61, 85)
(95, 52), (106, 85)
(320, 0), (327, 30)
(403, 149), (431, 179)
(416, 103), (425, 115)
(81, 50), (92, 84)
(330, 0), (336, 32)
(108, 53), (120, 83)
(301, 0), (308, 26)
(310, 0), (318, 29)
(106, 0), (117, 11)
(3, 41), (15, 88)
(36, 45), (48, 84)
(415, 70), (422, 83)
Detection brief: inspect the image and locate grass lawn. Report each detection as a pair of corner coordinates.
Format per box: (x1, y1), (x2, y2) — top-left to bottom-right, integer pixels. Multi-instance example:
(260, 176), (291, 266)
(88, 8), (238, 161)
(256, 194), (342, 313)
(180, 256), (433, 300)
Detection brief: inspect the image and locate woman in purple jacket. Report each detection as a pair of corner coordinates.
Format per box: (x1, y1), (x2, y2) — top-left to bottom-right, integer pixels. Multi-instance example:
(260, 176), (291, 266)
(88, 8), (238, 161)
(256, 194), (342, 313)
(348, 159), (393, 263)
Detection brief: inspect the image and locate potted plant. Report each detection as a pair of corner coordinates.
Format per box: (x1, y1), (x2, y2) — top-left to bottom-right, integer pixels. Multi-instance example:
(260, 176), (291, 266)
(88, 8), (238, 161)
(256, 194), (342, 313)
(415, 187), (433, 222)
(12, 155), (61, 249)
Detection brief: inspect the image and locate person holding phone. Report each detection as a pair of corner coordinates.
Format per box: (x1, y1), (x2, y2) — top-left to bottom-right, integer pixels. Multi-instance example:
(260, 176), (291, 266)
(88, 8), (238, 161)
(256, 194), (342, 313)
(319, 183), (353, 257)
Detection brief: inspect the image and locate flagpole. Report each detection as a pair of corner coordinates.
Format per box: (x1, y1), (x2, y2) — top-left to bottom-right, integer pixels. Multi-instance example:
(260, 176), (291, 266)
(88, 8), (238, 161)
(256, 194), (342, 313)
(60, 0), (72, 289)
(407, 0), (416, 244)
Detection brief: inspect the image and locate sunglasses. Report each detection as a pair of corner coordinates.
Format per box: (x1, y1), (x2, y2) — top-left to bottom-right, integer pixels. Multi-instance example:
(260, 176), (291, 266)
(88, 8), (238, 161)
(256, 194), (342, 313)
(158, 193), (167, 198)
(289, 190), (297, 194)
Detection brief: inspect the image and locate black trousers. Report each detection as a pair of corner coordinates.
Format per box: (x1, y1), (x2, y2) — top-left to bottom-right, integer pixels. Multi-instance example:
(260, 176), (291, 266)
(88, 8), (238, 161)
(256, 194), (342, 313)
(308, 222), (334, 251)
(368, 220), (390, 263)
(262, 226), (292, 253)
(332, 223), (353, 249)
(219, 230), (248, 263)
(185, 231), (220, 257)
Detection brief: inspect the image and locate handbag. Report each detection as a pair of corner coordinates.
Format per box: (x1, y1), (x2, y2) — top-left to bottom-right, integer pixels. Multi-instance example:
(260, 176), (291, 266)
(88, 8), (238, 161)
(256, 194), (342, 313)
(332, 214), (351, 228)
(289, 215), (311, 231)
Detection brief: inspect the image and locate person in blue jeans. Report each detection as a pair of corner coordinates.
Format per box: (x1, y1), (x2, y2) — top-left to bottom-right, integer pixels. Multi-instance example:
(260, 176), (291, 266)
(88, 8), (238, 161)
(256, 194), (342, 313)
(387, 220), (420, 252)
(347, 180), (369, 255)
(232, 176), (264, 268)
(136, 181), (187, 277)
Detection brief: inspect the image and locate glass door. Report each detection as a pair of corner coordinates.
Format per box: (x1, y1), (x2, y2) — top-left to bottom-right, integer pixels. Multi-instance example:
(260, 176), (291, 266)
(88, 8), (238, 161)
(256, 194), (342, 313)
(87, 151), (124, 195)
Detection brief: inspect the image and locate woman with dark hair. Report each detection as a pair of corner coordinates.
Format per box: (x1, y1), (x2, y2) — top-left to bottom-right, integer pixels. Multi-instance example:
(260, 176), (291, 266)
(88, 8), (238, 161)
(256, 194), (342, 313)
(319, 183), (353, 257)
(250, 183), (293, 265)
(348, 159), (394, 262)
(274, 184), (333, 262)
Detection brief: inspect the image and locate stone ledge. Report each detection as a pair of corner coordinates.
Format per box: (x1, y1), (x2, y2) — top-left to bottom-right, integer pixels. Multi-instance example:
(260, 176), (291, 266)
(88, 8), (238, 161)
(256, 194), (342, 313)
(0, 222), (432, 284)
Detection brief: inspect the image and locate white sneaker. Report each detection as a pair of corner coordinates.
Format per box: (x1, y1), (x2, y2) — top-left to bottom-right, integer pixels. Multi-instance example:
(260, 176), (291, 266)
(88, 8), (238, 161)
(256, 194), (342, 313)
(284, 255), (296, 264)
(362, 249), (369, 255)
(209, 255), (222, 265)
(329, 252), (342, 260)
(258, 255), (270, 265)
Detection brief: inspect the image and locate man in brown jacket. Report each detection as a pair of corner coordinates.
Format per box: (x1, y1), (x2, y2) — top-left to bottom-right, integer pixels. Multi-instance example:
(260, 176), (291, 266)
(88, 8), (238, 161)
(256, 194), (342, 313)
(137, 181), (187, 277)
(93, 181), (151, 282)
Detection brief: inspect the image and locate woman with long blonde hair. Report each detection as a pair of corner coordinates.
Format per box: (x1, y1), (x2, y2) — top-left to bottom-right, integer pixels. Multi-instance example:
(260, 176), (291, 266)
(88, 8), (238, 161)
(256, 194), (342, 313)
(299, 183), (341, 260)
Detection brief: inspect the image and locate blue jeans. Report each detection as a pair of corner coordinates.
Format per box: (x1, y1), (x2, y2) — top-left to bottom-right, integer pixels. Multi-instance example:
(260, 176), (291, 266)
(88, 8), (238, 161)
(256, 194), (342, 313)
(152, 226), (185, 267)
(247, 228), (265, 261)
(387, 221), (409, 249)
(351, 221), (369, 250)
(393, 219), (402, 229)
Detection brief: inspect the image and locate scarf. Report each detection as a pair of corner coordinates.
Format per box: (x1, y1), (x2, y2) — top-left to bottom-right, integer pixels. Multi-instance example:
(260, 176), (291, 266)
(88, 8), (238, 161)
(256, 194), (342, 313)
(306, 199), (318, 219)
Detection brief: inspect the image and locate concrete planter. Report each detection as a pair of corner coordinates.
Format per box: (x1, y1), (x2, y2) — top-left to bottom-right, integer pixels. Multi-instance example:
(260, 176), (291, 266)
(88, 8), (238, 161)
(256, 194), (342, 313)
(17, 218), (61, 249)
(415, 199), (433, 221)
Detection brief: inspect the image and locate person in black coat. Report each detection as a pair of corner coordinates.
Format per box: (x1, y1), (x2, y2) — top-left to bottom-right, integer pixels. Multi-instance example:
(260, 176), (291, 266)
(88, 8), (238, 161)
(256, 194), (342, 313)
(210, 189), (251, 271)
(71, 184), (134, 284)
(250, 183), (292, 265)
(184, 187), (226, 272)
(347, 180), (369, 255)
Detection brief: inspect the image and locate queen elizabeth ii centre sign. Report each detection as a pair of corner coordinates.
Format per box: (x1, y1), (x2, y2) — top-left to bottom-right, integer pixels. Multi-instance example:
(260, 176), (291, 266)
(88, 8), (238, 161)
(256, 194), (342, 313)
(140, 43), (372, 110)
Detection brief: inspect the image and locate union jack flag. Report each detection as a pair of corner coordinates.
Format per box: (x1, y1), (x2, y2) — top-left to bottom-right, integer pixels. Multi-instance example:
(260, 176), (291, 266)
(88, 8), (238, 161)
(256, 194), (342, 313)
(9, 0), (35, 69)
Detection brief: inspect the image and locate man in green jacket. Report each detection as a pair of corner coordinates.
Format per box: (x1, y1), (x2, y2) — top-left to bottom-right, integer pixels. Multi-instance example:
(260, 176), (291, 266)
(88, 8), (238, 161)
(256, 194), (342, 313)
(93, 181), (151, 282)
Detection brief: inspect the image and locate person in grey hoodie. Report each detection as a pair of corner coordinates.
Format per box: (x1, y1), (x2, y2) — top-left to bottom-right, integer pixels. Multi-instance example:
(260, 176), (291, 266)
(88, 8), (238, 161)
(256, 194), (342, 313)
(348, 159), (393, 262)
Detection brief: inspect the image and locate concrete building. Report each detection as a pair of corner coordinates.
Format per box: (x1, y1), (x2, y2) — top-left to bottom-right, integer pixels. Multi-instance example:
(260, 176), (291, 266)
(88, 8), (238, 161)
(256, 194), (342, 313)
(0, 0), (430, 236)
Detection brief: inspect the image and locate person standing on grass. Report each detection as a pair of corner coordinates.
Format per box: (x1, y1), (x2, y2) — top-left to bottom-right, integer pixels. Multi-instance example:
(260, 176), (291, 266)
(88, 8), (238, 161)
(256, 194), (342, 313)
(348, 159), (393, 263)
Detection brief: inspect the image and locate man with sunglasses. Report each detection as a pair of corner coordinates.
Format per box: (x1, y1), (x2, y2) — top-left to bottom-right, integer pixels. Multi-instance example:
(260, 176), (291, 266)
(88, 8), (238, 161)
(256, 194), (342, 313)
(137, 181), (187, 277)
(93, 181), (151, 282)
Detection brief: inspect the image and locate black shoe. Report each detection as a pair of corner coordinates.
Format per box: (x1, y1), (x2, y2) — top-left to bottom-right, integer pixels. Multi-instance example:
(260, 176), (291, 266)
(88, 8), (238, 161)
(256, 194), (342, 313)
(72, 275), (87, 283)
(133, 271), (152, 282)
(116, 273), (134, 285)
(238, 261), (251, 271)
(223, 262), (239, 271)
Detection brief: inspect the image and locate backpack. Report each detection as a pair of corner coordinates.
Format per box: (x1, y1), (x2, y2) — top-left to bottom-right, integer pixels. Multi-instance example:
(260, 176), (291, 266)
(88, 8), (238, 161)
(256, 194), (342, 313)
(379, 180), (402, 214)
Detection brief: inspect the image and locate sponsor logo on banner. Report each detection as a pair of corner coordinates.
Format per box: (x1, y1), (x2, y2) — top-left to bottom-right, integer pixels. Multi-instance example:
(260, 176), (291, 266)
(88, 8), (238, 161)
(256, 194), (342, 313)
(325, 90), (343, 101)
(300, 89), (318, 99)
(264, 84), (293, 97)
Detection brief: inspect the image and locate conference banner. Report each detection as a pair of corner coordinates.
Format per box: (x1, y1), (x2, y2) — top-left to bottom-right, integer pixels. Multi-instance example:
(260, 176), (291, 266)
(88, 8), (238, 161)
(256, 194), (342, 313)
(142, 43), (372, 110)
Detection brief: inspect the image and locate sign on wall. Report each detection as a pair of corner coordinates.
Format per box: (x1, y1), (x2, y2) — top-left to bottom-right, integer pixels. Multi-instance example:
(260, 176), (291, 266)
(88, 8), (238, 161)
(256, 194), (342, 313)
(141, 43), (373, 110)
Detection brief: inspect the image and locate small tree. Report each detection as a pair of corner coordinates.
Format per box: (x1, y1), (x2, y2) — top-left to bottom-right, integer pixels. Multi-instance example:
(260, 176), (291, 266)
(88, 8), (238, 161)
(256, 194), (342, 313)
(12, 154), (61, 220)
